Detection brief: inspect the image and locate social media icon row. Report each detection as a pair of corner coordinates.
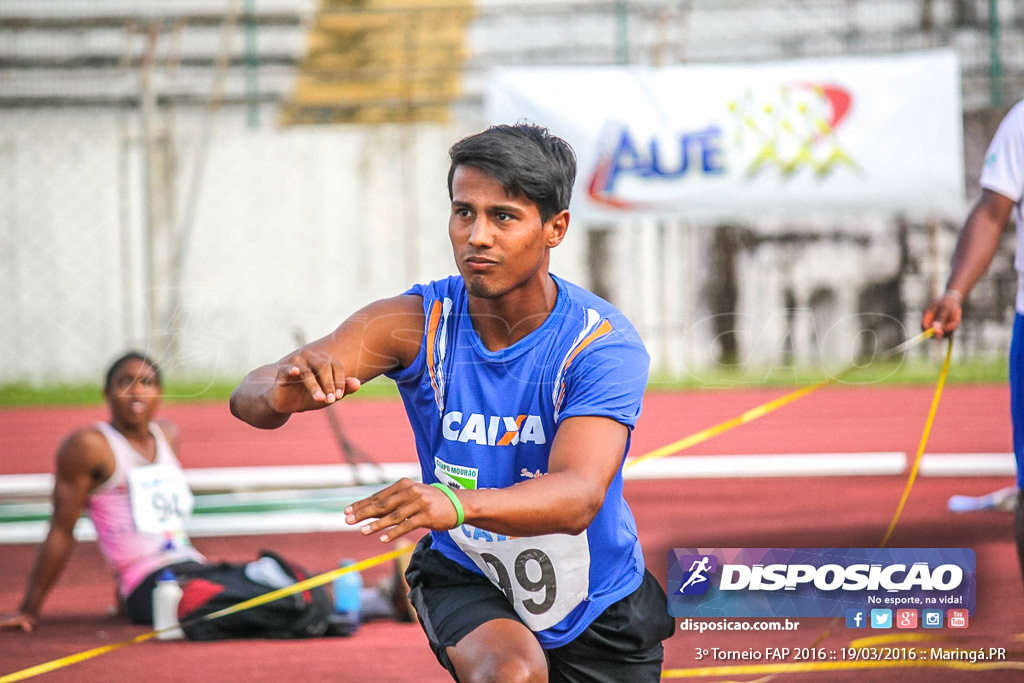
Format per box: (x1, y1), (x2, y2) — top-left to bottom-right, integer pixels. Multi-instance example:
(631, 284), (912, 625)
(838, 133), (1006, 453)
(845, 608), (968, 629)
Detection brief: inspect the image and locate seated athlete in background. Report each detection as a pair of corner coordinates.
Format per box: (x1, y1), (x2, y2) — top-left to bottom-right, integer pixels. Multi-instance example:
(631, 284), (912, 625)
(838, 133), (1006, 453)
(1, 351), (410, 632)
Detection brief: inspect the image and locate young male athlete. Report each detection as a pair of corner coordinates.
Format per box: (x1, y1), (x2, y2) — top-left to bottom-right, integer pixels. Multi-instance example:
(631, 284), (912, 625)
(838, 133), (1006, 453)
(231, 123), (675, 681)
(1, 352), (410, 632)
(922, 99), (1024, 588)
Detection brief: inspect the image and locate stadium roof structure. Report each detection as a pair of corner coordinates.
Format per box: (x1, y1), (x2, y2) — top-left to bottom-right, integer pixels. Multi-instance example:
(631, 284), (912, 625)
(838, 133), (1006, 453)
(0, 1), (308, 110)
(0, 0), (1020, 120)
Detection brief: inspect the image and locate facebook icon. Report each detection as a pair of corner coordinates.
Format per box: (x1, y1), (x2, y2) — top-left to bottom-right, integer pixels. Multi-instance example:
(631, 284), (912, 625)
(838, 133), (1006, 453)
(845, 609), (866, 629)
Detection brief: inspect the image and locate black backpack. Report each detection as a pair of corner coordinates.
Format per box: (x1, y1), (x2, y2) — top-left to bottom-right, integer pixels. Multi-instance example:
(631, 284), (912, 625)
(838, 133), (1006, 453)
(177, 550), (333, 640)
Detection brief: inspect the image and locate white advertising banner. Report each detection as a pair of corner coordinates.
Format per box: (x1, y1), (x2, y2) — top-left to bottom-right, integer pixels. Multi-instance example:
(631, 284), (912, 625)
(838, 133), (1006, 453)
(486, 51), (965, 220)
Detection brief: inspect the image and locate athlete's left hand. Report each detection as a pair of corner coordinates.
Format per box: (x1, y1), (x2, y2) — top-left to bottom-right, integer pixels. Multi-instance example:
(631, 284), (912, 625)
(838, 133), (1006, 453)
(345, 478), (461, 542)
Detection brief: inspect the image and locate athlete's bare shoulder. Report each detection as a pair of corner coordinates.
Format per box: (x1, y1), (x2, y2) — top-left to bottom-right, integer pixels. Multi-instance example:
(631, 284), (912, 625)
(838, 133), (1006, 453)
(55, 425), (115, 484)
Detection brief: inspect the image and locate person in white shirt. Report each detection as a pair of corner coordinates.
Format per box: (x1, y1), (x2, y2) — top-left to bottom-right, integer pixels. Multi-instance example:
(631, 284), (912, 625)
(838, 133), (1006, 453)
(921, 100), (1024, 589)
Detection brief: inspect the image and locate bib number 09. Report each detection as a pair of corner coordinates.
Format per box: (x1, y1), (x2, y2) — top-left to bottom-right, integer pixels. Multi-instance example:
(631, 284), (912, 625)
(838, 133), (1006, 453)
(480, 548), (556, 615)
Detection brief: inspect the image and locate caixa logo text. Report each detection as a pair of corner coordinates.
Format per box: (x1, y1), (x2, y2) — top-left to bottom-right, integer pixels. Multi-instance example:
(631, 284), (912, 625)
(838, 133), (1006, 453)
(718, 562), (964, 592)
(442, 411), (546, 446)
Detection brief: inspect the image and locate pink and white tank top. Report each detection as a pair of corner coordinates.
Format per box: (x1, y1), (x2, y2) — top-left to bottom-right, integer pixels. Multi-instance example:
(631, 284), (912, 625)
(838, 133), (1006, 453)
(87, 422), (206, 598)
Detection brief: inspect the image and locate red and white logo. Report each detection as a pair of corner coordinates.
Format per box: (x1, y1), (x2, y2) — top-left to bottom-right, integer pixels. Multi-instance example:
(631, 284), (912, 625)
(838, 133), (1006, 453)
(947, 609), (969, 629)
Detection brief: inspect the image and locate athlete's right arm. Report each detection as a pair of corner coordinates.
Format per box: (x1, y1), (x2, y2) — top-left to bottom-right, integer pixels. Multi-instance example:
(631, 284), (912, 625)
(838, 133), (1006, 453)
(921, 189), (1016, 337)
(230, 295), (424, 429)
(1, 430), (112, 632)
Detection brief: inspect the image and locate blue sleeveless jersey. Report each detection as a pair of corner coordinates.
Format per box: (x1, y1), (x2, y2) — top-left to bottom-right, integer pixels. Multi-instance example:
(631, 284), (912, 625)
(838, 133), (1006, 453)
(386, 274), (650, 648)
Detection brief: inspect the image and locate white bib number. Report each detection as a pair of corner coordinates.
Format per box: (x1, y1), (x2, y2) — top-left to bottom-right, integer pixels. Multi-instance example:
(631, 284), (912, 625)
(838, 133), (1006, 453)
(128, 464), (193, 533)
(450, 526), (590, 632)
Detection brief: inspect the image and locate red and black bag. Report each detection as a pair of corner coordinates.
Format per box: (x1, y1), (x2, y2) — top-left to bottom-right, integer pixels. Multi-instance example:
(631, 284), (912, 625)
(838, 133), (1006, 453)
(177, 550), (333, 640)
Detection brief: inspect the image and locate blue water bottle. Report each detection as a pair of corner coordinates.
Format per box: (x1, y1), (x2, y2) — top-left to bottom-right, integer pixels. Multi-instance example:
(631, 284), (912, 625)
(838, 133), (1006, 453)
(331, 558), (362, 635)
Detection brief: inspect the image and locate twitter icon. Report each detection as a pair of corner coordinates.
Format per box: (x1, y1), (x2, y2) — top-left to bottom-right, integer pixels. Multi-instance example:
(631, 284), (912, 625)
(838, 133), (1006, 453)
(870, 609), (892, 629)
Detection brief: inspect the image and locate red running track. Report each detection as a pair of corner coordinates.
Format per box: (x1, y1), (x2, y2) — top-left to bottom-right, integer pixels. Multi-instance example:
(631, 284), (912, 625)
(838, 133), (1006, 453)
(1, 385), (1022, 682)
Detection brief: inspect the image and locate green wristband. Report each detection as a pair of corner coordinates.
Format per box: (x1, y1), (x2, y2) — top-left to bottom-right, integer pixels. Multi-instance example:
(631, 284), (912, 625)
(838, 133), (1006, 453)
(431, 483), (465, 528)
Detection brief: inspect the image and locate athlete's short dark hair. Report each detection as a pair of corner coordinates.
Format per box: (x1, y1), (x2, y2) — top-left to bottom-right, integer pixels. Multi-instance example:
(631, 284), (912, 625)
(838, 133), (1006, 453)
(104, 351), (162, 392)
(447, 123), (577, 223)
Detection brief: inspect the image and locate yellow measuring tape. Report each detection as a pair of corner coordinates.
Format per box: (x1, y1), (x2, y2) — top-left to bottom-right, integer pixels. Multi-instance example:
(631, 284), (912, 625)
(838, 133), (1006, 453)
(880, 335), (954, 547)
(3, 330), (996, 682)
(627, 329), (935, 471)
(0, 549), (407, 683)
(800, 336), (953, 653)
(0, 631), (161, 683)
(661, 658), (1024, 678)
(657, 334), (1020, 678)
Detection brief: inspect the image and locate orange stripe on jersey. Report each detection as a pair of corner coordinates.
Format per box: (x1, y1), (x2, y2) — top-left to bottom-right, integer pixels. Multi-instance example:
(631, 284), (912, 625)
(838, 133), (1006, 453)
(554, 318), (614, 415)
(496, 414), (527, 446)
(426, 300), (443, 405)
(561, 318), (613, 374)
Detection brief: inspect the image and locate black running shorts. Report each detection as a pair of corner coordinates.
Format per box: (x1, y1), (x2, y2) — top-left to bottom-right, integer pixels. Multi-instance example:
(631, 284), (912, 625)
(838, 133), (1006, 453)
(406, 534), (676, 682)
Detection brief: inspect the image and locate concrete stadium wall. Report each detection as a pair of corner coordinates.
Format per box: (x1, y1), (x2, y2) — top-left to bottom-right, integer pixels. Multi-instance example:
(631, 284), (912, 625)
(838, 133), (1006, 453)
(0, 106), (1014, 387)
(0, 109), (595, 386)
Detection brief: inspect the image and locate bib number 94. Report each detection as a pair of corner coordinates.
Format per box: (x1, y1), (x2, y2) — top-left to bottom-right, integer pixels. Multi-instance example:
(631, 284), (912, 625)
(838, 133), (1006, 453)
(128, 463), (194, 533)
